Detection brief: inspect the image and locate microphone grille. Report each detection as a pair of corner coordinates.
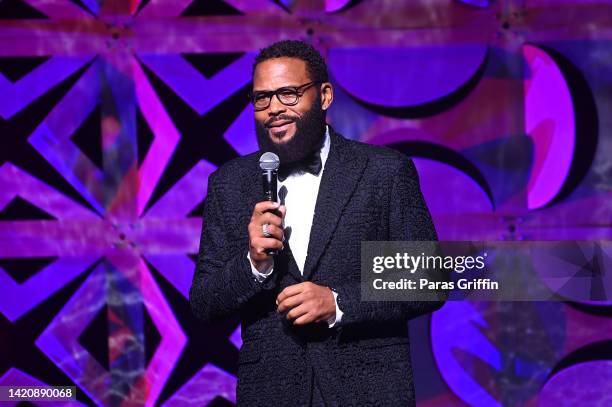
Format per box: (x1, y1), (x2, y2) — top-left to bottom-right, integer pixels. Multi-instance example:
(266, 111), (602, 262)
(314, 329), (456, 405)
(259, 152), (280, 170)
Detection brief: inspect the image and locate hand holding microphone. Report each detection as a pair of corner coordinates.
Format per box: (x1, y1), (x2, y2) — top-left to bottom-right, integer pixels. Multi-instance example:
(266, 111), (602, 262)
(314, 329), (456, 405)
(247, 152), (286, 272)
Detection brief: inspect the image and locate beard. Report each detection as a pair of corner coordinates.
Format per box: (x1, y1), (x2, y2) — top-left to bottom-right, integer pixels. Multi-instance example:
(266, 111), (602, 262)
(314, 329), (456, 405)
(255, 98), (326, 167)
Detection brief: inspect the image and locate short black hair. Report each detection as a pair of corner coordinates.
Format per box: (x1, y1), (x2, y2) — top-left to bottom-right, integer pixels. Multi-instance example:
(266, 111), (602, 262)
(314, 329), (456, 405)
(253, 39), (329, 83)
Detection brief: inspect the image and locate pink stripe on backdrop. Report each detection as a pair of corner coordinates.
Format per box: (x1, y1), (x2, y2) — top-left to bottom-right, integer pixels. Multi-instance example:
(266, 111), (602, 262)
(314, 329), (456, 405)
(35, 265), (109, 405)
(0, 220), (112, 257)
(136, 0), (194, 18)
(224, 0), (287, 14)
(136, 53), (254, 115)
(23, 0), (95, 19)
(28, 62), (106, 214)
(162, 364), (237, 406)
(523, 44), (575, 210)
(0, 256), (100, 322)
(133, 58), (181, 216)
(0, 163), (97, 220)
(101, 255), (186, 407)
(0, 56), (93, 119)
(144, 160), (216, 219)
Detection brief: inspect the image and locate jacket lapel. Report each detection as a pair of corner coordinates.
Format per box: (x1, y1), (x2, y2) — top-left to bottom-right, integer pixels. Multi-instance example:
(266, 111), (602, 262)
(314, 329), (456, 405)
(302, 128), (368, 281)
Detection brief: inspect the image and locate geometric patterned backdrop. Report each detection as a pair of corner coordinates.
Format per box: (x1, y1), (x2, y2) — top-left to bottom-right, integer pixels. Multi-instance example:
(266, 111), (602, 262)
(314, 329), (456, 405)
(1, 0), (611, 405)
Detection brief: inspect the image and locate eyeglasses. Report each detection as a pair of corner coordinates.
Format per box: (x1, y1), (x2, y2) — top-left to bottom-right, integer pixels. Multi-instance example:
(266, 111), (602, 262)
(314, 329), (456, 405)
(249, 82), (319, 111)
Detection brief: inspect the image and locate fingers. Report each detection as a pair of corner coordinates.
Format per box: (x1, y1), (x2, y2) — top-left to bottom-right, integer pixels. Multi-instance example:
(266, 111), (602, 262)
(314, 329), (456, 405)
(248, 201), (287, 266)
(276, 282), (309, 305)
(284, 303), (310, 323)
(277, 292), (305, 313)
(248, 220), (284, 252)
(293, 312), (316, 325)
(261, 223), (284, 240)
(276, 283), (334, 326)
(253, 201), (286, 220)
(259, 212), (284, 228)
(253, 200), (280, 215)
(250, 205), (286, 233)
(282, 302), (318, 325)
(251, 237), (284, 255)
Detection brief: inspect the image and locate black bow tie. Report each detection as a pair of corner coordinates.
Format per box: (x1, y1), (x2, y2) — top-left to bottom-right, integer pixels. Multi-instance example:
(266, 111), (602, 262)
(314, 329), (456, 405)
(278, 151), (322, 182)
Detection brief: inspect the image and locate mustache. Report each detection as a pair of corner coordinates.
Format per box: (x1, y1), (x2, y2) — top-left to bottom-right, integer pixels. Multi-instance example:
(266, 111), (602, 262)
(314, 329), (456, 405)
(265, 115), (298, 127)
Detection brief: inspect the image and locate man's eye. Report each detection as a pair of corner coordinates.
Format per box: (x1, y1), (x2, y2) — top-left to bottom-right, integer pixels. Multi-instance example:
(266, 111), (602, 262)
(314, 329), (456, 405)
(254, 93), (268, 101)
(278, 89), (297, 97)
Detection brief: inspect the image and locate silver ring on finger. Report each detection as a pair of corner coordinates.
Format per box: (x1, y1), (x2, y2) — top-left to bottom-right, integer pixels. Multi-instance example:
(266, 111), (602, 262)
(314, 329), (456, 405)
(262, 223), (272, 238)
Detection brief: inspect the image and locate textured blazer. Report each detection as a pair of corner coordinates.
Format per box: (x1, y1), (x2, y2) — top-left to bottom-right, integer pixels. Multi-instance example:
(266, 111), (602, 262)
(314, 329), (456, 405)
(190, 126), (444, 406)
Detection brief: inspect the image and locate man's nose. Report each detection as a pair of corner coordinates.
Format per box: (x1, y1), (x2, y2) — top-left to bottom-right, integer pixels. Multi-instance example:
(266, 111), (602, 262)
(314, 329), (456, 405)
(268, 94), (286, 115)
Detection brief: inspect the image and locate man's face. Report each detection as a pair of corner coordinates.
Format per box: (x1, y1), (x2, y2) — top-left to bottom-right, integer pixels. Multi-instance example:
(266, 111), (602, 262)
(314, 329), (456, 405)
(252, 57), (330, 165)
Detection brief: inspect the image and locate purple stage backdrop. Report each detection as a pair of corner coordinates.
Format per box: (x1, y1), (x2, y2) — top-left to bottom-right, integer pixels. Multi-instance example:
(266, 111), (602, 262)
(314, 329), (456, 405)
(1, 0), (612, 406)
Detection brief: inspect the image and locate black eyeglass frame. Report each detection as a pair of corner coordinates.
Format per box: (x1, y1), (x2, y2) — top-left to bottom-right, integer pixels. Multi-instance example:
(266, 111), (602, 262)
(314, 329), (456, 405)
(248, 81), (320, 111)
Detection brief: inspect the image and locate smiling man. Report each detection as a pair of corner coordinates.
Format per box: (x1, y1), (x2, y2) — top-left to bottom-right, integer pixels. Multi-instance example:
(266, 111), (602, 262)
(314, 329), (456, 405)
(190, 40), (443, 406)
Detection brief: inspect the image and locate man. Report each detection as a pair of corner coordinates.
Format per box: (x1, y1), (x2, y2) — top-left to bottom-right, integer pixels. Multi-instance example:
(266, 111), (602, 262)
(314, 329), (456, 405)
(190, 40), (444, 406)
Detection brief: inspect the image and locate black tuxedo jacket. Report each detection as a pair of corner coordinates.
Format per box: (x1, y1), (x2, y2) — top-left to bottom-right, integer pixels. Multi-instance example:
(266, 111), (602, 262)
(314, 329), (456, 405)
(190, 127), (443, 406)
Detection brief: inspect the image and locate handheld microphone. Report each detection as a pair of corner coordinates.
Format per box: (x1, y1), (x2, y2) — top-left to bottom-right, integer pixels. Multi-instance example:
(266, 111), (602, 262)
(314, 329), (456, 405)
(259, 152), (280, 255)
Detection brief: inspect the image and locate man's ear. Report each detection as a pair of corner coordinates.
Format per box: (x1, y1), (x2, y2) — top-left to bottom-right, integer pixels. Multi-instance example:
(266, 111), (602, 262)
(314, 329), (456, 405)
(320, 82), (333, 111)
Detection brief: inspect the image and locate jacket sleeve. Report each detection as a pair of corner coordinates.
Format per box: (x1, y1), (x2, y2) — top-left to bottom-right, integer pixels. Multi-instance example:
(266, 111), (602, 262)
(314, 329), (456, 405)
(189, 171), (276, 323)
(333, 156), (446, 328)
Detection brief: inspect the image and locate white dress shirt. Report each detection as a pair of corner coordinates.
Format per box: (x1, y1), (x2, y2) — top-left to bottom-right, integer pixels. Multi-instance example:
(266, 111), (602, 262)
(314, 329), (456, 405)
(248, 126), (343, 327)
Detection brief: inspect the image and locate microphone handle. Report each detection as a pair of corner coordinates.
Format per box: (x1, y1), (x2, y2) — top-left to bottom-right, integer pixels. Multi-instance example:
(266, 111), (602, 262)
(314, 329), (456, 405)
(262, 169), (279, 256)
(262, 170), (278, 202)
